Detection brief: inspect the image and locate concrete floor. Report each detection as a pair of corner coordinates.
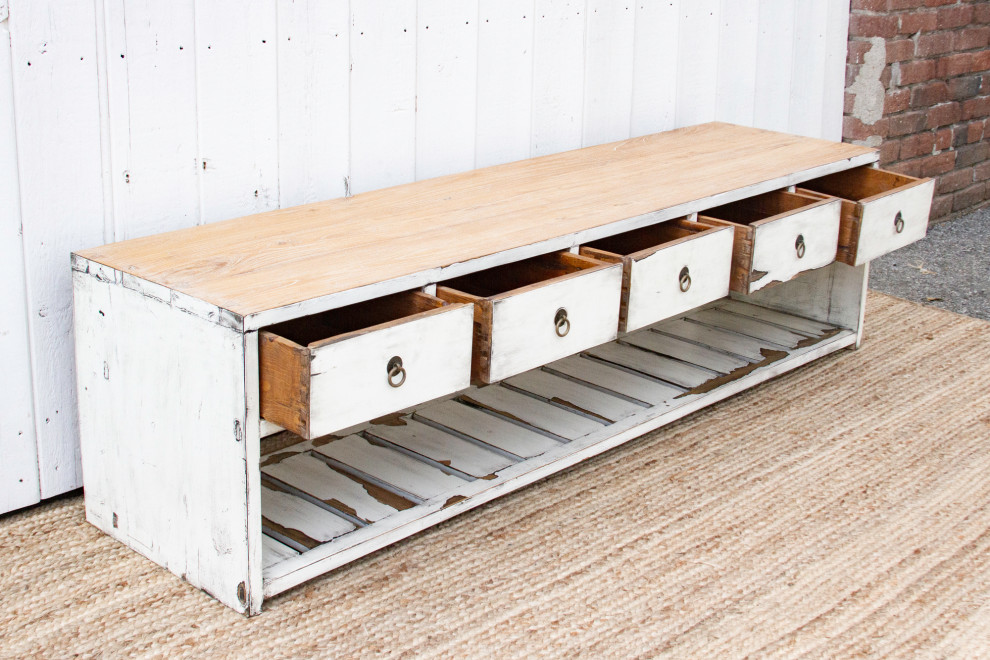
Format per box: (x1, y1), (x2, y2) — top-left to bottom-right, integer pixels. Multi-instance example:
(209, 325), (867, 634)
(869, 205), (990, 322)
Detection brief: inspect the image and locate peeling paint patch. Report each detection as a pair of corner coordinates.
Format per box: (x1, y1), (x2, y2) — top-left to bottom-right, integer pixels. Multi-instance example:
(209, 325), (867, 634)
(443, 495), (468, 509)
(848, 37), (886, 129)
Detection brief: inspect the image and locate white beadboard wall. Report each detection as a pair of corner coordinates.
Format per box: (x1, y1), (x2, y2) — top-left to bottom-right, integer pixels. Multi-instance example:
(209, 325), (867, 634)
(0, 0), (850, 513)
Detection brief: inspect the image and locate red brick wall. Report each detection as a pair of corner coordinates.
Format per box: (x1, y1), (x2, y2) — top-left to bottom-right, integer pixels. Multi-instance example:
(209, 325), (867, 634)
(845, 0), (990, 222)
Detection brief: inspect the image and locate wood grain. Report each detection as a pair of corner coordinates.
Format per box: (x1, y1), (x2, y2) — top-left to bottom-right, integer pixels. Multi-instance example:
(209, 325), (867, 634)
(76, 123), (874, 318)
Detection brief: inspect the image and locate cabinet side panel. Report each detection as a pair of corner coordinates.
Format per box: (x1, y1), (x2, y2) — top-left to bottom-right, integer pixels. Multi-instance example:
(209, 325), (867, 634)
(74, 269), (252, 613)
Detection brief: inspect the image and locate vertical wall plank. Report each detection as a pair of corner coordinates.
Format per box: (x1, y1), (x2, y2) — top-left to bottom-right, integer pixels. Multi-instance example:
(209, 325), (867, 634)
(674, 0), (720, 127)
(821, 0), (851, 141)
(715, 0), (759, 126)
(582, 0), (635, 146)
(102, 0), (200, 241)
(8, 0), (104, 497)
(276, 0), (350, 206)
(630, 0), (679, 136)
(416, 0), (479, 180)
(788, 0), (829, 139)
(195, 1), (279, 223)
(0, 12), (40, 512)
(753, 0), (795, 132)
(531, 0), (586, 156)
(475, 0), (534, 168)
(349, 1), (417, 194)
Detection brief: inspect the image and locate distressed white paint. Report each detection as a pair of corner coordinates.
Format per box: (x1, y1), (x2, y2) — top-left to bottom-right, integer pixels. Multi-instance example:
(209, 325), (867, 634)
(0, 13), (39, 512)
(620, 225), (734, 332)
(546, 355), (682, 406)
(621, 331), (749, 374)
(2, 0), (854, 512)
(262, 485), (356, 543)
(746, 199), (841, 293)
(73, 265), (256, 614)
(414, 398), (561, 458)
(853, 179), (935, 266)
(307, 304), (474, 438)
(586, 342), (713, 389)
(505, 369), (643, 423)
(486, 264), (622, 383)
(714, 299), (834, 336)
(367, 418), (515, 478)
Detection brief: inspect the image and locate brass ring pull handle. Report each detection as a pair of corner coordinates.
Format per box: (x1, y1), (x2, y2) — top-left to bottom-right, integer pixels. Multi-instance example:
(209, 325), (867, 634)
(678, 266), (692, 293)
(386, 356), (406, 388)
(894, 211), (905, 234)
(795, 234), (806, 259)
(554, 308), (570, 338)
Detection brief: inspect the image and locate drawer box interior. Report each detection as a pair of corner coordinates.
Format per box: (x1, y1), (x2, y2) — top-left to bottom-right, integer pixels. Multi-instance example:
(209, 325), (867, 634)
(436, 251), (622, 383)
(259, 290), (474, 439)
(700, 190), (840, 294)
(580, 218), (734, 332)
(797, 166), (934, 266)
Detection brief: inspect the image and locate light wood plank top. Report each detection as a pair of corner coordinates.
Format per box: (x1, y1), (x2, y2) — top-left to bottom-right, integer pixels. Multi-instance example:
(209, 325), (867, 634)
(75, 123), (874, 317)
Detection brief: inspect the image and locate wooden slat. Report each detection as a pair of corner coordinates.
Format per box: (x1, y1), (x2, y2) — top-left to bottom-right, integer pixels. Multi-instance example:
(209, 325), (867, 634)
(652, 318), (769, 362)
(461, 386), (604, 441)
(262, 453), (399, 523)
(312, 435), (466, 501)
(622, 330), (750, 373)
(687, 308), (809, 348)
(365, 418), (515, 479)
(262, 535), (299, 569)
(261, 484), (356, 548)
(545, 355), (682, 406)
(715, 299), (834, 336)
(586, 343), (715, 389)
(414, 399), (560, 459)
(76, 123), (874, 317)
(505, 370), (643, 423)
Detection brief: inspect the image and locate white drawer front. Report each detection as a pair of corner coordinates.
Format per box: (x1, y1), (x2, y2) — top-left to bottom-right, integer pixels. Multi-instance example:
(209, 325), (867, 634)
(624, 225), (734, 332)
(854, 178), (934, 265)
(487, 264), (622, 383)
(749, 199), (840, 293)
(309, 304), (474, 436)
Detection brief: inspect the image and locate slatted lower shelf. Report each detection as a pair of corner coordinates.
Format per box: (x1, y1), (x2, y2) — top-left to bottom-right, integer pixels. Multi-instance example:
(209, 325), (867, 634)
(260, 299), (854, 595)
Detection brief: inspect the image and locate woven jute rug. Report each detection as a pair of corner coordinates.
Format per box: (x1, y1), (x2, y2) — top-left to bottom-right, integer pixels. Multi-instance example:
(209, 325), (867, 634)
(3, 292), (990, 658)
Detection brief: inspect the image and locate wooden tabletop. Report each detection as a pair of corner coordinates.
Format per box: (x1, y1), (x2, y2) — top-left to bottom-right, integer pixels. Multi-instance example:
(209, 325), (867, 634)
(76, 123), (875, 318)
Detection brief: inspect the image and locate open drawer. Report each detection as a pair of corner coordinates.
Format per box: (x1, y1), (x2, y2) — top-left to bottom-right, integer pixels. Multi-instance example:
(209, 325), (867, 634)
(579, 218), (734, 332)
(797, 166), (934, 266)
(700, 190), (840, 294)
(436, 251), (622, 384)
(259, 290), (474, 439)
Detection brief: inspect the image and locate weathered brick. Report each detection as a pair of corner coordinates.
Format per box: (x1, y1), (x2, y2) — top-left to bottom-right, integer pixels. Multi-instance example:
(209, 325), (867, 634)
(881, 64), (893, 88)
(879, 138), (901, 164)
(843, 115), (890, 140)
(955, 27), (990, 51)
(948, 75), (983, 100)
(937, 5), (974, 30)
(846, 64), (861, 88)
(952, 182), (986, 211)
(850, 13), (900, 38)
(925, 0), (958, 6)
(975, 160), (990, 181)
(982, 73), (990, 95)
(891, 110), (929, 135)
(968, 120), (986, 143)
(926, 102), (961, 128)
(900, 10), (938, 34)
(899, 132), (936, 159)
(900, 58), (938, 84)
(888, 0), (924, 10)
(852, 0), (886, 9)
(938, 166), (973, 193)
(930, 193), (953, 219)
(956, 141), (990, 167)
(844, 91), (856, 114)
(890, 159), (924, 177)
(962, 96), (990, 119)
(911, 80), (950, 106)
(917, 31), (954, 57)
(953, 124), (970, 147)
(976, 3), (990, 25)
(935, 127), (953, 149)
(974, 50), (990, 71)
(923, 150), (958, 177)
(886, 89), (911, 114)
(938, 53), (975, 78)
(887, 38), (917, 62)
(847, 40), (873, 65)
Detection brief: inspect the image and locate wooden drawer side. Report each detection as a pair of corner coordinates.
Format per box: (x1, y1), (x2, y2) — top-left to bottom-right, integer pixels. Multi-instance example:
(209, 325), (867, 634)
(259, 332), (312, 438)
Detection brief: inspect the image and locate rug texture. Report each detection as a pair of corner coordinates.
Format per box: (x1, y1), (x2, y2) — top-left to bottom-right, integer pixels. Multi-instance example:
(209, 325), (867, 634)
(2, 292), (990, 658)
